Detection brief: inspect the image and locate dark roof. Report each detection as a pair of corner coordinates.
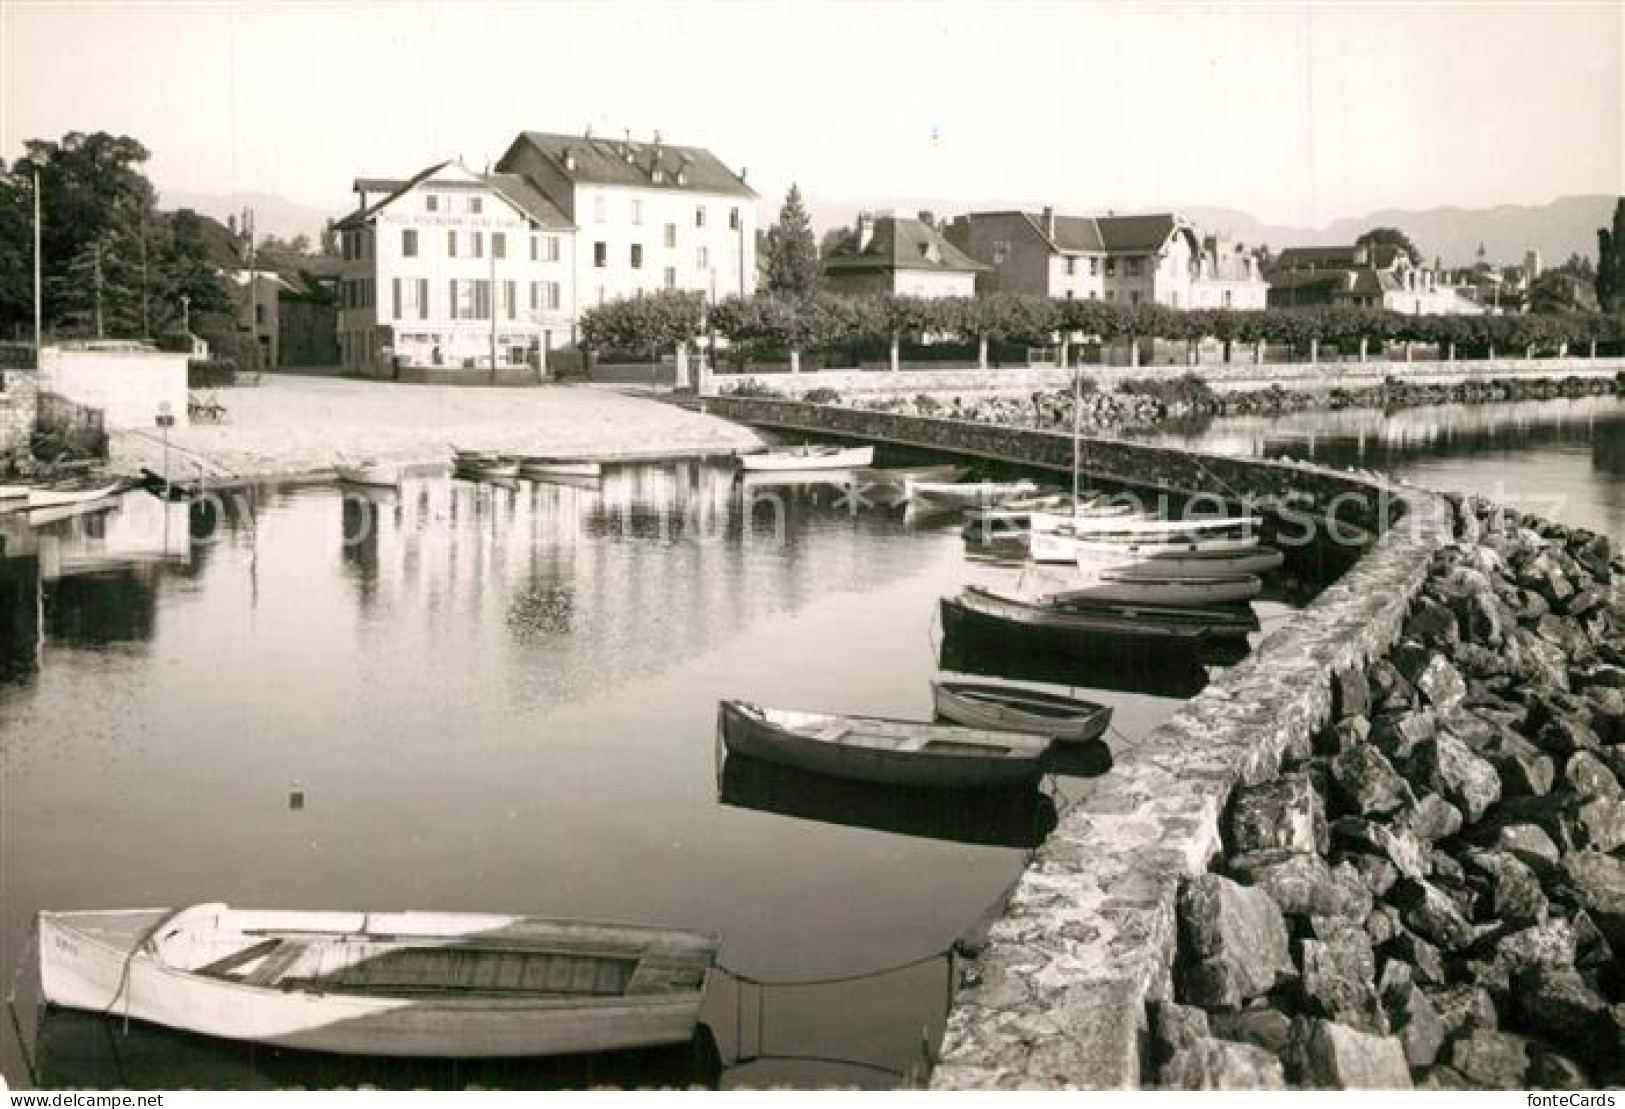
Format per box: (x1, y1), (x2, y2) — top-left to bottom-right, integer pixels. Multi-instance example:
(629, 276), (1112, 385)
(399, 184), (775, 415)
(966, 210), (1185, 255)
(353, 177), (406, 196)
(1275, 243), (1406, 271)
(1266, 268), (1401, 297)
(333, 161), (451, 231)
(823, 216), (987, 274)
(482, 172), (573, 230)
(505, 131), (757, 198)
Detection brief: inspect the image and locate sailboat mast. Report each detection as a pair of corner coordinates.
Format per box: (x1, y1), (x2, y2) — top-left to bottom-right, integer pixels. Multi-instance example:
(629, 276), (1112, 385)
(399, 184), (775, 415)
(1070, 363), (1082, 505)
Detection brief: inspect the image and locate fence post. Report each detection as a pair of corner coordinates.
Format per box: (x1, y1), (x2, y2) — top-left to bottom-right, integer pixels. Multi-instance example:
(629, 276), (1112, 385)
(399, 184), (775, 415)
(890, 333), (900, 374)
(1309, 337), (1318, 365)
(789, 349), (801, 374)
(978, 334), (989, 371)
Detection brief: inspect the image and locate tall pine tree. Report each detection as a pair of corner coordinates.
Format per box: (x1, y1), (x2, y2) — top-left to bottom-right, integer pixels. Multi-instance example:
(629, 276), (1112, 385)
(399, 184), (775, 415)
(763, 184), (821, 296)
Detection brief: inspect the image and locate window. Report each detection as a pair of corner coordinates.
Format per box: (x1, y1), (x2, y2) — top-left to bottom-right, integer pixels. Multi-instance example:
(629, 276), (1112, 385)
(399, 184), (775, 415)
(474, 279), (491, 319)
(664, 223), (677, 248)
(1222, 289), (1233, 309)
(1089, 290), (1098, 300)
(544, 236), (560, 262)
(1065, 257), (1076, 277)
(1129, 290), (1141, 305)
(594, 242), (607, 268)
(530, 282), (539, 311)
(417, 277), (428, 319)
(1065, 289), (1074, 300)
(1128, 257), (1143, 277)
(664, 266), (677, 289)
(1105, 258), (1116, 276)
(255, 304), (266, 325)
(392, 277), (402, 320)
(1105, 290), (1116, 302)
(493, 232), (506, 259)
(426, 194), (439, 212)
(696, 246), (709, 269)
(729, 207), (740, 231)
(544, 281), (561, 310)
(630, 244), (643, 269)
(448, 231), (458, 258)
(530, 236), (538, 262)
(695, 205), (707, 228)
(1089, 258), (1099, 276)
(469, 196), (483, 215)
(631, 199), (643, 225)
(504, 280), (516, 319)
(402, 229), (418, 257)
(473, 231), (484, 259)
(594, 194), (607, 223)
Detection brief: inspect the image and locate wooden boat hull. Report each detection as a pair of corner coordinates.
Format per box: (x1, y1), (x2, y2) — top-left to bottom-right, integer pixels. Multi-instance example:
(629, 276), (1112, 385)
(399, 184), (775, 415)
(39, 907), (715, 1059)
(848, 463), (966, 490)
(942, 587), (1215, 644)
(1054, 534), (1263, 561)
(930, 682), (1111, 744)
(0, 483), (28, 500)
(520, 461), (602, 479)
(455, 462), (521, 481)
(905, 479), (1039, 509)
(738, 445), (874, 472)
(1043, 571), (1262, 607)
(717, 700), (1048, 789)
(26, 482), (125, 509)
(1075, 545), (1286, 576)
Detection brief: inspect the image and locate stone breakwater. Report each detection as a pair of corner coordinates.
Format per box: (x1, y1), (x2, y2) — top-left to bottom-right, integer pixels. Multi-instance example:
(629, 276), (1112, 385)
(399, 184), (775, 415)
(1148, 499), (1625, 1090)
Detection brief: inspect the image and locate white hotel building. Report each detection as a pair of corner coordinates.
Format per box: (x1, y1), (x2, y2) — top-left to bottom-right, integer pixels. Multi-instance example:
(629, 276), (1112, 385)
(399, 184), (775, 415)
(337, 132), (757, 375)
(334, 162), (575, 374)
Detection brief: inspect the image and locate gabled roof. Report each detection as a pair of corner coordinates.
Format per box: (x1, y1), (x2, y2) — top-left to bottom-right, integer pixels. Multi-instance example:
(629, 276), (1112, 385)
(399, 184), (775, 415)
(503, 131), (757, 198)
(962, 210), (1187, 256)
(333, 161), (574, 232)
(1275, 243), (1407, 271)
(353, 177), (406, 196)
(823, 216), (988, 274)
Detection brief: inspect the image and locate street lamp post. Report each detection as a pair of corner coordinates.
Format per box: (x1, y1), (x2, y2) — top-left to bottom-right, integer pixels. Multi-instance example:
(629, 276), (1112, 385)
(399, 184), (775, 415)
(31, 166), (42, 354)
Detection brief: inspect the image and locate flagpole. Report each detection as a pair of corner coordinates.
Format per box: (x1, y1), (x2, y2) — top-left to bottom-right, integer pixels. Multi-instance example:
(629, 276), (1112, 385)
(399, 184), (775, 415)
(33, 167), (42, 351)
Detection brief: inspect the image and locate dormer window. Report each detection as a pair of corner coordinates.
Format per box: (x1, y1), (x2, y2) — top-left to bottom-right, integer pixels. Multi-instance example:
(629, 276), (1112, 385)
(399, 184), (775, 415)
(676, 169), (688, 186)
(653, 166), (665, 184)
(563, 150), (576, 171)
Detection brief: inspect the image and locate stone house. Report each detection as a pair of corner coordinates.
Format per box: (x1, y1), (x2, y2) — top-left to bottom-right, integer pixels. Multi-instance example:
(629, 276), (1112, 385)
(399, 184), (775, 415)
(821, 212), (986, 297)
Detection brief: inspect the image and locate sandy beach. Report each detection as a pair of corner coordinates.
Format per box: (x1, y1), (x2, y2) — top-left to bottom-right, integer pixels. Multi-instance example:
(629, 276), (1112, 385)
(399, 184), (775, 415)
(108, 376), (766, 481)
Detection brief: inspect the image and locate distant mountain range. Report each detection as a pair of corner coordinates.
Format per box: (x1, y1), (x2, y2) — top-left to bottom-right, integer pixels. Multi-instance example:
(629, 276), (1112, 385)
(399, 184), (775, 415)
(159, 185), (1618, 269)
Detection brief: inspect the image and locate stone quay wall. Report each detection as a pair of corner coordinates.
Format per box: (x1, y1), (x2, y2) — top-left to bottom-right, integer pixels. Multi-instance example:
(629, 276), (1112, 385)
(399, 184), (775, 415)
(703, 397), (1452, 1086)
(711, 355), (1625, 399)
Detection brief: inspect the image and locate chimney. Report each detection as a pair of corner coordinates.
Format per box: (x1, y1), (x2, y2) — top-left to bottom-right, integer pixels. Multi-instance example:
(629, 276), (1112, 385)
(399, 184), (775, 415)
(1345, 272), (1357, 291)
(917, 209), (935, 228)
(563, 147), (576, 172)
(857, 211), (876, 252)
(1353, 245), (1369, 266)
(1041, 206), (1056, 238)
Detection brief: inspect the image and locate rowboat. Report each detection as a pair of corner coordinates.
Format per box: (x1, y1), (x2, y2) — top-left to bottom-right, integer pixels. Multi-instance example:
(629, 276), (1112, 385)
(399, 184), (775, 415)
(717, 700), (1051, 789)
(942, 586), (1211, 643)
(1063, 534), (1265, 560)
(1031, 513), (1263, 536)
(738, 444), (874, 472)
(334, 463), (400, 488)
(930, 681), (1112, 744)
(26, 480), (126, 509)
(38, 904), (719, 1058)
(849, 463), (967, 489)
(1039, 569), (1263, 607)
(520, 458), (603, 479)
(0, 483), (27, 500)
(1074, 544), (1285, 576)
(455, 458), (521, 481)
(905, 478), (1040, 509)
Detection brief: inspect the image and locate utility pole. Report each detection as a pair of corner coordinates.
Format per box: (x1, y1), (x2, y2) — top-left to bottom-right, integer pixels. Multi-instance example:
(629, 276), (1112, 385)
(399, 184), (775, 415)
(93, 238), (105, 339)
(489, 222), (498, 383)
(243, 207), (258, 368)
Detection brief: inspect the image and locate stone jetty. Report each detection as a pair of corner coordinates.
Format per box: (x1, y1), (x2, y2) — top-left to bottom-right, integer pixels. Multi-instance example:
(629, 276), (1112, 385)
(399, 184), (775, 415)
(1158, 497), (1624, 1089)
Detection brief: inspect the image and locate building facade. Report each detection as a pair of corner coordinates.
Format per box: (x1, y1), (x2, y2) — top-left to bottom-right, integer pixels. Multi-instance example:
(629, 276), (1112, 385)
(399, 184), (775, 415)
(495, 131), (757, 310)
(1267, 245), (1483, 315)
(822, 212), (985, 297)
(943, 209), (1267, 309)
(333, 162), (576, 373)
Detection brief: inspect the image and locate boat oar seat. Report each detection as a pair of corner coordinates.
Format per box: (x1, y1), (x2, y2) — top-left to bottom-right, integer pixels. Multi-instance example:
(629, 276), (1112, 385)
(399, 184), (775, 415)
(196, 938), (284, 978)
(814, 722), (853, 744)
(241, 941), (309, 986)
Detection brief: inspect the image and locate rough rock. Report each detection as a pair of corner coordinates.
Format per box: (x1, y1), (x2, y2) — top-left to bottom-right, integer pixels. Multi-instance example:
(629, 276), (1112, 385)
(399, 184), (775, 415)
(1368, 710), (1437, 764)
(1403, 794), (1463, 841)
(1512, 964), (1613, 1057)
(1150, 1001), (1288, 1091)
(1559, 852), (1625, 950)
(1391, 879), (1475, 951)
(1338, 852), (1399, 897)
(1329, 818), (1429, 881)
(1407, 734), (1502, 823)
(1445, 1029), (1535, 1089)
(1470, 920), (1578, 996)
(1573, 794), (1625, 852)
(1317, 716), (1372, 757)
(1367, 660), (1417, 711)
(1291, 1019), (1413, 1090)
(1535, 714), (1602, 755)
(1460, 849), (1548, 928)
(1412, 654), (1468, 710)
(1383, 930), (1445, 985)
(1565, 749), (1622, 796)
(1207, 1008), (1294, 1057)
(1530, 1052), (1597, 1091)
(1426, 984), (1498, 1041)
(1331, 666), (1371, 722)
(1228, 773), (1325, 855)
(1482, 822), (1562, 873)
(1414, 1065), (1474, 1090)
(1299, 928), (1384, 1033)
(1229, 850), (1371, 919)
(1328, 745), (1413, 817)
(1406, 596), (1459, 647)
(1178, 875), (1293, 1008)
(1376, 962), (1445, 1068)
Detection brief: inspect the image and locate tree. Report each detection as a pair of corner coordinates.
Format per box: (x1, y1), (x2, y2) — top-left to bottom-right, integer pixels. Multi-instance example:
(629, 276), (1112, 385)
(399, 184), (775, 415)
(1597, 198), (1625, 313)
(762, 184), (821, 296)
(579, 290), (705, 361)
(1528, 270), (1599, 314)
(1355, 227), (1423, 267)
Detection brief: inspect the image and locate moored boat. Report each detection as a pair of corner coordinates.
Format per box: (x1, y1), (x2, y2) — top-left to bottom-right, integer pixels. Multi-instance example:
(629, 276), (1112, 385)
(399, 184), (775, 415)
(738, 444), (874, 472)
(38, 903), (719, 1058)
(848, 463), (967, 489)
(717, 699), (1050, 789)
(1039, 569), (1263, 607)
(905, 478), (1040, 509)
(455, 458), (521, 480)
(26, 480), (126, 509)
(1062, 533), (1265, 560)
(941, 585), (1211, 643)
(1074, 545), (1285, 576)
(0, 483), (27, 500)
(930, 681), (1112, 744)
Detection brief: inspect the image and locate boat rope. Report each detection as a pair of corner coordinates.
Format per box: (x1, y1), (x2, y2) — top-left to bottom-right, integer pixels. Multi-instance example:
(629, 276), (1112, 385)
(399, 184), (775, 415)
(4, 926), (40, 1087)
(725, 1049), (912, 1081)
(716, 943), (953, 990)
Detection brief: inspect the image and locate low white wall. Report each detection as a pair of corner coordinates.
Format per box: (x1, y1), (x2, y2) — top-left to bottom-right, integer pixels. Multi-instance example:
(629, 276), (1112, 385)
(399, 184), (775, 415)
(40, 348), (190, 429)
(710, 355), (1625, 398)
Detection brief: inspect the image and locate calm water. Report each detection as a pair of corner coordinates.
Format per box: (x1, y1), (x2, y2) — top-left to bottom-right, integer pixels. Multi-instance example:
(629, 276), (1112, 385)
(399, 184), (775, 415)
(1132, 394), (1625, 540)
(1, 461), (1313, 1089)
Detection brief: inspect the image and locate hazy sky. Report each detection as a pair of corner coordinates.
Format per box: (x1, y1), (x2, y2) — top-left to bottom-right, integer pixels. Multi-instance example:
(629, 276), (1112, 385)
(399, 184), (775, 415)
(2, 1), (1620, 227)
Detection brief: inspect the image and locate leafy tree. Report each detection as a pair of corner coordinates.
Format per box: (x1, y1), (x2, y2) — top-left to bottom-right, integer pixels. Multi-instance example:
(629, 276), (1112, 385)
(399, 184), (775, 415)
(1528, 270), (1599, 314)
(579, 290), (705, 361)
(761, 184), (821, 296)
(1355, 227), (1423, 267)
(1597, 198), (1624, 313)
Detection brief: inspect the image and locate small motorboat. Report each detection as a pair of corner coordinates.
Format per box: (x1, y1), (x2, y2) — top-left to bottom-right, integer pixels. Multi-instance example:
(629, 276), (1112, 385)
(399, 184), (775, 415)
(26, 479), (126, 509)
(1074, 545), (1286, 576)
(333, 462), (400, 488)
(520, 458), (603, 479)
(38, 904), (719, 1058)
(738, 444), (875, 472)
(717, 700), (1050, 789)
(905, 478), (1040, 509)
(1039, 569), (1263, 607)
(930, 681), (1112, 744)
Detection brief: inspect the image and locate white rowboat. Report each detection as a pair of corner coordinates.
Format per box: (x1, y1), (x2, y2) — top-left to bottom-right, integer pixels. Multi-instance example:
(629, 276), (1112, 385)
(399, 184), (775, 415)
(26, 481), (126, 509)
(905, 479), (1040, 509)
(739, 445), (874, 472)
(38, 904), (718, 1058)
(930, 682), (1112, 744)
(1040, 569), (1262, 607)
(1075, 545), (1286, 576)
